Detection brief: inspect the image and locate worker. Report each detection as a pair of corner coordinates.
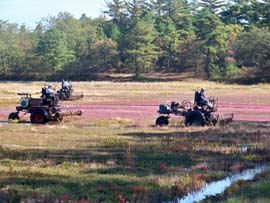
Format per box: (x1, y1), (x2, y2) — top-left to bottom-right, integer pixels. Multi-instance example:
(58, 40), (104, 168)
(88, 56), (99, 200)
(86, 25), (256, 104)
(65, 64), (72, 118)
(46, 84), (57, 95)
(61, 79), (72, 91)
(42, 84), (57, 106)
(197, 87), (209, 107)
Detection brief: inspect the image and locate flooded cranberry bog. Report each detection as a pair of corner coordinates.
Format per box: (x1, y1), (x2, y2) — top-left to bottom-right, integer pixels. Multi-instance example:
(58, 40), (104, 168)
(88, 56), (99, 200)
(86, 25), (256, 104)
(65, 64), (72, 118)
(0, 81), (270, 203)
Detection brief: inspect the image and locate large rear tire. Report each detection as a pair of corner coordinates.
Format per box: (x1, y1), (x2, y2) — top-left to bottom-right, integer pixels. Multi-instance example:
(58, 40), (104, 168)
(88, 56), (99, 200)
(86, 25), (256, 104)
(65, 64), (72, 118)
(58, 93), (64, 100)
(8, 112), (20, 122)
(30, 110), (49, 124)
(185, 111), (204, 127)
(156, 116), (169, 126)
(208, 114), (218, 126)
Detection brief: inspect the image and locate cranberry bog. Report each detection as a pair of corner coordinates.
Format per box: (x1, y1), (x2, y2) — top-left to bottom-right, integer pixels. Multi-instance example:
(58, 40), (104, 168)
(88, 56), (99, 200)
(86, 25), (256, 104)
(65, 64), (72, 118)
(0, 81), (270, 203)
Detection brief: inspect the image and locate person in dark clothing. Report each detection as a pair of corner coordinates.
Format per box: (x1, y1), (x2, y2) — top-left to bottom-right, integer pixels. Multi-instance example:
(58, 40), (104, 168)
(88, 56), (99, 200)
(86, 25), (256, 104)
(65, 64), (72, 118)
(197, 88), (209, 106)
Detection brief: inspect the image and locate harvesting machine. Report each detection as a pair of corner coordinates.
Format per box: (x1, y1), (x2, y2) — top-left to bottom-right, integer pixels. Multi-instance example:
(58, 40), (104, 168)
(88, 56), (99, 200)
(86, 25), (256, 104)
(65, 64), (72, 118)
(156, 93), (234, 127)
(8, 93), (82, 124)
(57, 83), (83, 101)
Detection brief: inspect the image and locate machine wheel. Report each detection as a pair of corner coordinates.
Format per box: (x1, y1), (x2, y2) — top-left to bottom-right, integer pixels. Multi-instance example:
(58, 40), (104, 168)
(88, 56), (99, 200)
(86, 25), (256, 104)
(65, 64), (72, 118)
(185, 111), (204, 127)
(212, 118), (218, 126)
(30, 110), (49, 124)
(156, 116), (169, 126)
(8, 112), (20, 122)
(209, 114), (218, 126)
(60, 93), (67, 100)
(54, 112), (64, 122)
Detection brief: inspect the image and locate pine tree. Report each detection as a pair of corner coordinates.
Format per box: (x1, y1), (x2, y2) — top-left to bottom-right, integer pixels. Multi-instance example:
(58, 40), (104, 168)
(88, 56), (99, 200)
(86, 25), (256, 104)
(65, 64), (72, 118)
(150, 0), (167, 31)
(105, 0), (126, 25)
(104, 0), (127, 65)
(158, 17), (179, 68)
(124, 0), (158, 78)
(250, 0), (270, 28)
(151, 0), (194, 68)
(198, 0), (226, 14)
(0, 22), (26, 78)
(54, 12), (88, 58)
(194, 9), (229, 79)
(36, 28), (75, 76)
(166, 0), (194, 38)
(221, 0), (252, 28)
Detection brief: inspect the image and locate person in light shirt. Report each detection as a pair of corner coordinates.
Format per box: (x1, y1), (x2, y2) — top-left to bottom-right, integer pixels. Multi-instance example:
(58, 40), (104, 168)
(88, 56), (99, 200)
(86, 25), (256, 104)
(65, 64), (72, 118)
(46, 84), (57, 94)
(61, 79), (72, 90)
(43, 84), (57, 106)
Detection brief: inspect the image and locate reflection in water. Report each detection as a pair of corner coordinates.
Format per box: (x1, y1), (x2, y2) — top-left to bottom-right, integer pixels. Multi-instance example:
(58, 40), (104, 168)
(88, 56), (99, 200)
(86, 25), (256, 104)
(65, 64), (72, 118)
(172, 165), (270, 203)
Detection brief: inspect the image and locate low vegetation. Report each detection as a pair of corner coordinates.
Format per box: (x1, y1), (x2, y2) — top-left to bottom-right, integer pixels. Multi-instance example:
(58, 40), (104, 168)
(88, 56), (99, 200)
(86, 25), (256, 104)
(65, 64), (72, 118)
(0, 81), (269, 202)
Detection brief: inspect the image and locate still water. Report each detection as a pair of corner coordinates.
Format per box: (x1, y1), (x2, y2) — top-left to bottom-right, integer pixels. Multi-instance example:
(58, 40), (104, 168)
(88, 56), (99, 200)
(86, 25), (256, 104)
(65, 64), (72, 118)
(170, 165), (270, 203)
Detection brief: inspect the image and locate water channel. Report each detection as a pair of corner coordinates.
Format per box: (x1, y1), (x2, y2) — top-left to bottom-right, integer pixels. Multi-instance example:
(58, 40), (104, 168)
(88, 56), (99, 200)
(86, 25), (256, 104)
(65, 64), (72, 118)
(169, 164), (270, 203)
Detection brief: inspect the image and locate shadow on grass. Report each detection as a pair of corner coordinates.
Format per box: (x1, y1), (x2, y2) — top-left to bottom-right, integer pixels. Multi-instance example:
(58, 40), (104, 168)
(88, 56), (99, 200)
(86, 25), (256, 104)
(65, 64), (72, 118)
(0, 147), (121, 163)
(0, 169), (145, 202)
(0, 146), (194, 169)
(120, 121), (270, 140)
(1, 120), (269, 202)
(0, 146), (174, 202)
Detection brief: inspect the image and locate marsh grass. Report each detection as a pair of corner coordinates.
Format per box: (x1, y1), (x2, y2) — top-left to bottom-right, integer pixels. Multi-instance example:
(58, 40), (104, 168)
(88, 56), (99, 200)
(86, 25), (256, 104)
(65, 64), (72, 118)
(0, 82), (270, 202)
(0, 120), (269, 202)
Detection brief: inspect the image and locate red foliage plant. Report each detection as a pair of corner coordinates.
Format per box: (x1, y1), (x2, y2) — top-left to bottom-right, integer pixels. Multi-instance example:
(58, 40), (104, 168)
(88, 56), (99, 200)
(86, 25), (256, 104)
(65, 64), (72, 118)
(96, 186), (103, 193)
(159, 163), (167, 170)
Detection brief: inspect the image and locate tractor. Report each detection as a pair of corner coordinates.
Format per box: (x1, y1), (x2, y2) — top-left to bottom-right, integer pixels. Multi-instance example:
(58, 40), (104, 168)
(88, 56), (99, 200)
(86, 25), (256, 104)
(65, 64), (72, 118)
(156, 91), (234, 127)
(8, 92), (82, 124)
(57, 83), (83, 101)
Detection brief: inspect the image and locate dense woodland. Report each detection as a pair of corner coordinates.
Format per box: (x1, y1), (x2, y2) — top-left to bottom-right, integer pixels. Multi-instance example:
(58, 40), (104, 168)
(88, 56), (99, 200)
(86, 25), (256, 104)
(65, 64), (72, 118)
(0, 0), (270, 82)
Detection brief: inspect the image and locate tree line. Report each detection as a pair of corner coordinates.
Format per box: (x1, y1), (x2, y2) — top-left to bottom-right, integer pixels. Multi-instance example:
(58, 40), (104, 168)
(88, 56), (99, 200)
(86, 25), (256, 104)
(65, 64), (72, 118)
(0, 0), (270, 82)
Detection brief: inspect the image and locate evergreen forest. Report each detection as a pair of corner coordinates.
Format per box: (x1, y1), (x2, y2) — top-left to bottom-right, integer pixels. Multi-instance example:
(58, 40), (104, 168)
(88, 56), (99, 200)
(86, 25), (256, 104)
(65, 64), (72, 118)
(0, 0), (270, 83)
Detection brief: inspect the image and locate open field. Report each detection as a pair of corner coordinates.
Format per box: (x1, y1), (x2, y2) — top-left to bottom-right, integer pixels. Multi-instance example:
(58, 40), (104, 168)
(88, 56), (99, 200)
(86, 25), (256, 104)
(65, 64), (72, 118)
(0, 81), (270, 203)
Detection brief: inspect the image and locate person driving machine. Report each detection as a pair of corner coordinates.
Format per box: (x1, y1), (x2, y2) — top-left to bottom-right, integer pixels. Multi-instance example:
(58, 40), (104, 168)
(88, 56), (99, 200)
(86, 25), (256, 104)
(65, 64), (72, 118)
(41, 84), (57, 106)
(195, 87), (213, 108)
(61, 79), (72, 91)
(198, 88), (208, 106)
